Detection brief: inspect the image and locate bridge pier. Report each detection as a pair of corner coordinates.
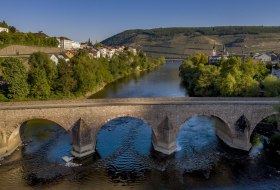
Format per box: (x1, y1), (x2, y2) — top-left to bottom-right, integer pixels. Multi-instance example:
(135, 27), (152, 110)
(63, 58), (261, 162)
(71, 118), (96, 158)
(152, 116), (177, 155)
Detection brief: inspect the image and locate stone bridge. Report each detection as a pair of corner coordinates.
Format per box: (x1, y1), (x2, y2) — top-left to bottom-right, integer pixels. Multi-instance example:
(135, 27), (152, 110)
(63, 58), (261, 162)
(0, 97), (279, 158)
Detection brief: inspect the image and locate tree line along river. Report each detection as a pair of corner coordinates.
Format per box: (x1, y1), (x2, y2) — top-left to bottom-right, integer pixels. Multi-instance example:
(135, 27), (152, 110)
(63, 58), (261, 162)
(0, 61), (280, 190)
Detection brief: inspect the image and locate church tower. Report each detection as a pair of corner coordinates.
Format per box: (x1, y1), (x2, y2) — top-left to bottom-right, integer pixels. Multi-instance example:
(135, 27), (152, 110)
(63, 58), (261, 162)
(212, 43), (217, 56)
(223, 45), (229, 56)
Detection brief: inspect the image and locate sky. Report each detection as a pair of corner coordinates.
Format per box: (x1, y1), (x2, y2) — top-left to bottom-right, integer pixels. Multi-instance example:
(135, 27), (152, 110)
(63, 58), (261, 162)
(1, 0), (280, 42)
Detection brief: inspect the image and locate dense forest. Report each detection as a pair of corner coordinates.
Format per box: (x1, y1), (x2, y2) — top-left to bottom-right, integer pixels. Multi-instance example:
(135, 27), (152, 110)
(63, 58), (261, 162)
(0, 21), (58, 48)
(179, 53), (280, 97)
(0, 50), (165, 101)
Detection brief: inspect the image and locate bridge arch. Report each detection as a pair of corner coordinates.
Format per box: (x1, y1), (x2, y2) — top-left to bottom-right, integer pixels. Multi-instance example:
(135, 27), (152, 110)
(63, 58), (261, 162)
(94, 116), (155, 156)
(249, 112), (279, 138)
(98, 114), (155, 130)
(7, 117), (70, 157)
(176, 114), (234, 149)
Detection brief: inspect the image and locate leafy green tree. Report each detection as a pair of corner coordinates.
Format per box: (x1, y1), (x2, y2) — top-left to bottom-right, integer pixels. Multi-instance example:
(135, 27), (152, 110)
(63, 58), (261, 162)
(56, 59), (77, 96)
(1, 58), (29, 99)
(28, 52), (57, 91)
(263, 75), (280, 97)
(29, 68), (51, 99)
(72, 51), (97, 94)
(217, 73), (236, 96)
(0, 48), (163, 101)
(0, 21), (8, 28)
(8, 26), (16, 33)
(180, 53), (266, 97)
(194, 64), (220, 96)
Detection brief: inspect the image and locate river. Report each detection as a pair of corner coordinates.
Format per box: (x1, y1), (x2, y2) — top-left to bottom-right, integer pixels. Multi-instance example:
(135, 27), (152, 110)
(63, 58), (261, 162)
(0, 61), (280, 189)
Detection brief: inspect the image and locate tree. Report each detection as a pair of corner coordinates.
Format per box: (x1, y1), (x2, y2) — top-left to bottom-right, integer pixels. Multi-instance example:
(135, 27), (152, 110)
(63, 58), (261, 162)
(1, 58), (29, 99)
(8, 26), (16, 33)
(72, 51), (97, 94)
(263, 75), (280, 97)
(56, 59), (77, 96)
(194, 64), (220, 96)
(179, 53), (266, 97)
(29, 68), (51, 99)
(28, 52), (57, 92)
(217, 73), (236, 96)
(0, 21), (8, 28)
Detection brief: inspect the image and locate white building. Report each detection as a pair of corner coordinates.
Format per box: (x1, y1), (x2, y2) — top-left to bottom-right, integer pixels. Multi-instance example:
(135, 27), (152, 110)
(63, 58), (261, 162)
(71, 41), (81, 49)
(100, 48), (108, 57)
(50, 54), (59, 65)
(96, 51), (101, 58)
(58, 37), (81, 50)
(253, 53), (271, 63)
(57, 54), (69, 62)
(108, 49), (116, 58)
(59, 37), (73, 50)
(0, 27), (9, 33)
(130, 48), (137, 55)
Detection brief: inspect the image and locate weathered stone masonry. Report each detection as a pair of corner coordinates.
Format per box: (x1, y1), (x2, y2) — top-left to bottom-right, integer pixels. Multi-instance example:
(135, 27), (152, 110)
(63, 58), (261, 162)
(0, 97), (278, 158)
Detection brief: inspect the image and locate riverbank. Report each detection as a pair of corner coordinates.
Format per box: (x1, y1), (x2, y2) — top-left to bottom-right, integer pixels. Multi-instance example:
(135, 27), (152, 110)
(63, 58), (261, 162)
(0, 64), (164, 103)
(0, 51), (165, 102)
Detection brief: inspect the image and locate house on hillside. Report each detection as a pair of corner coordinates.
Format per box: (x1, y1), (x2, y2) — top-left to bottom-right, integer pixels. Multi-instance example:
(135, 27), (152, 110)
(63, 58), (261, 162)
(0, 27), (9, 33)
(72, 41), (81, 49)
(65, 51), (74, 59)
(58, 37), (81, 50)
(99, 48), (108, 58)
(81, 39), (93, 49)
(50, 54), (59, 65)
(88, 49), (100, 58)
(58, 37), (73, 50)
(57, 54), (70, 62)
(253, 53), (271, 63)
(269, 52), (280, 64)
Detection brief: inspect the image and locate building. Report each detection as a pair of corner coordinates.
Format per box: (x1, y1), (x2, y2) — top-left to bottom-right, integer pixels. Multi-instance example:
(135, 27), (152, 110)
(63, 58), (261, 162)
(99, 48), (108, 57)
(96, 50), (101, 58)
(129, 48), (137, 55)
(58, 37), (73, 50)
(253, 53), (271, 63)
(0, 27), (9, 33)
(65, 51), (74, 59)
(58, 37), (81, 50)
(50, 54), (59, 65)
(71, 41), (81, 49)
(208, 44), (229, 64)
(57, 54), (70, 62)
(212, 44), (217, 56)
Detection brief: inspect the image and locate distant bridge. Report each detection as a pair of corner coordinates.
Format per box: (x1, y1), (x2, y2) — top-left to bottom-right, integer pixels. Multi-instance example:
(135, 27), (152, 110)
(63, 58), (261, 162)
(165, 58), (185, 63)
(0, 97), (279, 158)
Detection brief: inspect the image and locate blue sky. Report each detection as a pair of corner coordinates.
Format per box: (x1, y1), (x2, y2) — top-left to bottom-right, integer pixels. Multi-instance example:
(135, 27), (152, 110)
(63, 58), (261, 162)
(1, 0), (280, 42)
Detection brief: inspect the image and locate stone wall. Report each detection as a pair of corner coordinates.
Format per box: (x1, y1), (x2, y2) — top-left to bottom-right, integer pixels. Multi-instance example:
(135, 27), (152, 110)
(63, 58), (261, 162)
(0, 45), (62, 56)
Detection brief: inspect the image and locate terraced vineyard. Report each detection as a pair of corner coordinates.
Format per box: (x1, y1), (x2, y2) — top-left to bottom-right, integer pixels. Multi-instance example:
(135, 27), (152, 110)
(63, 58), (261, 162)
(102, 26), (280, 58)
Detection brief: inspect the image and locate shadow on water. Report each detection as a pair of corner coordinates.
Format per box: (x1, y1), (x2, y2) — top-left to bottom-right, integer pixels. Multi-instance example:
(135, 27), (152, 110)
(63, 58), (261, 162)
(18, 120), (73, 186)
(94, 117), (153, 183)
(91, 116), (238, 188)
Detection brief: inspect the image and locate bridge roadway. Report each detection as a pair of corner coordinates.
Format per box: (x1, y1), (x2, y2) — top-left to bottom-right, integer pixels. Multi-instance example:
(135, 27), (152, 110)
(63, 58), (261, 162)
(0, 97), (279, 158)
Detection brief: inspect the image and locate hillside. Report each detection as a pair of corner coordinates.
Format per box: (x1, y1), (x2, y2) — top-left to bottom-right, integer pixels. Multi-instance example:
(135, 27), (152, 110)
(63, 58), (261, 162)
(102, 26), (280, 58)
(0, 20), (59, 49)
